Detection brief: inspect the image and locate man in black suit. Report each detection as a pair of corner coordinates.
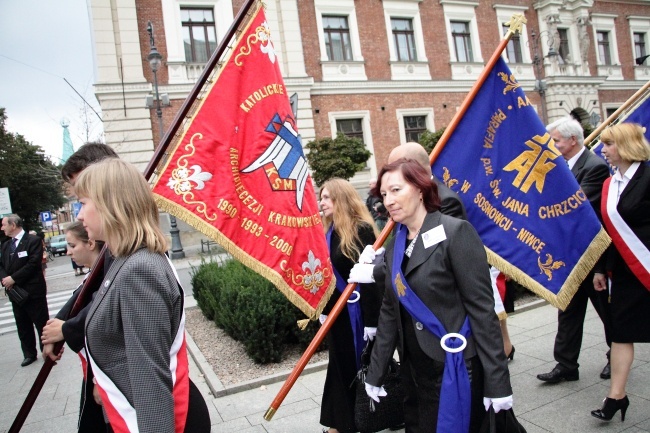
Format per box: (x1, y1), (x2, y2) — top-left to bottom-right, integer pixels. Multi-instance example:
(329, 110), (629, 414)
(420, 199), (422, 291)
(537, 116), (612, 383)
(0, 214), (49, 367)
(388, 141), (467, 220)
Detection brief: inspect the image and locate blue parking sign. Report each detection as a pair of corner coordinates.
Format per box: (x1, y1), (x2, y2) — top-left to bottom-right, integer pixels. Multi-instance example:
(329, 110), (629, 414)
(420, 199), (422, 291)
(40, 211), (52, 222)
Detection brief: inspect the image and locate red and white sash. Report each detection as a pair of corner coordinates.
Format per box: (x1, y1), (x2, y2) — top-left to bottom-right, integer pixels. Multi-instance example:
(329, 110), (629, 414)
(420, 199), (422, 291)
(601, 176), (650, 291)
(489, 266), (506, 316)
(85, 258), (190, 432)
(78, 350), (88, 381)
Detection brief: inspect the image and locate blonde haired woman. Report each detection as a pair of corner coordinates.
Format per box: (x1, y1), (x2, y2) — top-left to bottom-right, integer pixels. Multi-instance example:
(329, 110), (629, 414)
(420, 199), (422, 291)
(592, 123), (650, 422)
(319, 178), (382, 433)
(75, 159), (209, 433)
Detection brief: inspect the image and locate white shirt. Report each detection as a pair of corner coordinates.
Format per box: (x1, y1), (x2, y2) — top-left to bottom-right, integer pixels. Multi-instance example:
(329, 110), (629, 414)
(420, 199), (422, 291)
(566, 147), (586, 170)
(13, 229), (25, 245)
(611, 162), (640, 203)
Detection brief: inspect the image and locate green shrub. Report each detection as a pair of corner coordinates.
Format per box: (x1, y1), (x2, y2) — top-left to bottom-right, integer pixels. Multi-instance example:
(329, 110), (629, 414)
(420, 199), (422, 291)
(191, 259), (325, 364)
(190, 260), (220, 320)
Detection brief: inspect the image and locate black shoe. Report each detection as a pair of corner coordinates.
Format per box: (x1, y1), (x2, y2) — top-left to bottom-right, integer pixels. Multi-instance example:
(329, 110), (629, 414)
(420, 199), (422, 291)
(536, 367), (579, 383)
(389, 423), (405, 431)
(506, 345), (515, 361)
(600, 361), (611, 379)
(591, 396), (629, 421)
(21, 357), (36, 367)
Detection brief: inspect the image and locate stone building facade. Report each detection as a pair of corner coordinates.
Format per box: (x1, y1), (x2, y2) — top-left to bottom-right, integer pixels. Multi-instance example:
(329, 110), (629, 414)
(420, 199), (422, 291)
(88, 0), (650, 189)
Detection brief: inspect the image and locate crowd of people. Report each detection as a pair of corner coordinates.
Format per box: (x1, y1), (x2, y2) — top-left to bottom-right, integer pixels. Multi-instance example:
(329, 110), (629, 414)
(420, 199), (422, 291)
(321, 120), (649, 433)
(0, 117), (647, 433)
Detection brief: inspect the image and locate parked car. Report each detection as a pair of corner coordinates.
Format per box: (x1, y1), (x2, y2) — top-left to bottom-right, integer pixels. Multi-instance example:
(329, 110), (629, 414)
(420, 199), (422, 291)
(48, 235), (68, 256)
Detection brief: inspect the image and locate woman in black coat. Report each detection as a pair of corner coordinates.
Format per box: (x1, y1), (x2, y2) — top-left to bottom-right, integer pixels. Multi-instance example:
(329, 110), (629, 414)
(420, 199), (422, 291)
(318, 178), (382, 433)
(592, 123), (650, 422)
(349, 159), (512, 433)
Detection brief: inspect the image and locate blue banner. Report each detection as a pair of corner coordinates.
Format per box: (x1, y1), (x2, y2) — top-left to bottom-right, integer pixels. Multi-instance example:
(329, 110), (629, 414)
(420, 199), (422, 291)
(431, 58), (610, 310)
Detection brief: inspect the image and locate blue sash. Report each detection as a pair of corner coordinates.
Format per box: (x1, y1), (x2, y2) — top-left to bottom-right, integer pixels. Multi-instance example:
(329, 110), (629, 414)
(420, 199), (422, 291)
(326, 226), (365, 369)
(392, 223), (472, 433)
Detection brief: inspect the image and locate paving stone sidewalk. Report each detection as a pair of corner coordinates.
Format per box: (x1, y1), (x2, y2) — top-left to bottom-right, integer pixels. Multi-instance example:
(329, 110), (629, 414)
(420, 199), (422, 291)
(1, 256), (648, 432)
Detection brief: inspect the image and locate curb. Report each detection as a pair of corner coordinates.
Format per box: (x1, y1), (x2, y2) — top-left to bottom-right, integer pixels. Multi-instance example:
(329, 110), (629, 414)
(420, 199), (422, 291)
(185, 329), (329, 398)
(185, 330), (225, 396)
(511, 298), (548, 314)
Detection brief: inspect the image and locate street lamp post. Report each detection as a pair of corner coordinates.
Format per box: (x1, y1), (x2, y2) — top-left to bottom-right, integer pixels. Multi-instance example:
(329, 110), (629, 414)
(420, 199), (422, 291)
(147, 21), (185, 259)
(530, 29), (558, 126)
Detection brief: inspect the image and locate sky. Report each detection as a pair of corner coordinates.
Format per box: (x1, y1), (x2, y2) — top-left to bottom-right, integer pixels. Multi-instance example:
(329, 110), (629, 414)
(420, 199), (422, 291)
(0, 0), (102, 162)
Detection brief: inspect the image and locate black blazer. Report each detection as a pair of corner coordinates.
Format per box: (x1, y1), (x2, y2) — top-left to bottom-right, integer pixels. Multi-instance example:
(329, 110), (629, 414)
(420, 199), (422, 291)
(55, 250), (113, 352)
(0, 232), (47, 298)
(602, 163), (650, 273)
(571, 148), (610, 219)
(433, 176), (467, 220)
(367, 212), (511, 398)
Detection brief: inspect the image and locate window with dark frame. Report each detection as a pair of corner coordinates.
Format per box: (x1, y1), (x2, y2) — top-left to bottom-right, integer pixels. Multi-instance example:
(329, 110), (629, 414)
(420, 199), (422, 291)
(451, 21), (473, 62)
(181, 8), (218, 63)
(336, 119), (364, 142)
(391, 18), (417, 61)
(634, 32), (647, 59)
(605, 107), (618, 118)
(502, 24), (522, 63)
(557, 28), (571, 63)
(404, 116), (427, 143)
(322, 15), (352, 61)
(597, 31), (612, 65)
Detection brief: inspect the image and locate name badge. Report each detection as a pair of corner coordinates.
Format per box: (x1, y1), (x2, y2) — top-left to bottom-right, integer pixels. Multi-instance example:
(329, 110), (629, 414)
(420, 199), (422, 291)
(422, 225), (446, 249)
(17, 251), (28, 258)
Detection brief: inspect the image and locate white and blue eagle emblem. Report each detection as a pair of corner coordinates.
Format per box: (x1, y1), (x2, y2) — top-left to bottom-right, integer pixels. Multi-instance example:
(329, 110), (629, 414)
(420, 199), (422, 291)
(242, 114), (309, 210)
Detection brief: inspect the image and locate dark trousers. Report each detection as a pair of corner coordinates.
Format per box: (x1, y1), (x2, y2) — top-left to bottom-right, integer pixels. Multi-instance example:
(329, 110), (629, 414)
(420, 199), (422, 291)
(554, 275), (611, 372)
(12, 296), (49, 359)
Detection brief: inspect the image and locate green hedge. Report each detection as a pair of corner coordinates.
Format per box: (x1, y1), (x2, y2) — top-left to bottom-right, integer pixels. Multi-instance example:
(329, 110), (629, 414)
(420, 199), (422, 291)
(191, 259), (325, 364)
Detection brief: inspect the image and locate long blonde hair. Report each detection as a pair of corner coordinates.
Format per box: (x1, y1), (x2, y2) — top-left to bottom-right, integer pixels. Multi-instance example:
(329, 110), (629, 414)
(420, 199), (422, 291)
(321, 178), (378, 260)
(74, 159), (168, 257)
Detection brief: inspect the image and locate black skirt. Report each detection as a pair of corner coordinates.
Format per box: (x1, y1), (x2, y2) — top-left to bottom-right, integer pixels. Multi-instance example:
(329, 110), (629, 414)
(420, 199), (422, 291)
(320, 303), (358, 433)
(609, 269), (650, 343)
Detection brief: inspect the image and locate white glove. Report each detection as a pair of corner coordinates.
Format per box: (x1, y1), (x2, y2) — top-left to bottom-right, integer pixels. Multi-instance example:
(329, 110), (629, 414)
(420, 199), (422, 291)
(348, 263), (375, 283)
(358, 245), (385, 265)
(483, 395), (513, 413)
(319, 314), (327, 325)
(364, 383), (387, 403)
(364, 327), (377, 341)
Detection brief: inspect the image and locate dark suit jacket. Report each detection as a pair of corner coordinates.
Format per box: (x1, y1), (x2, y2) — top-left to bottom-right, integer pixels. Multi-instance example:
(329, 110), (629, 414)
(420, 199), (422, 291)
(433, 176), (467, 220)
(56, 249), (114, 352)
(602, 162), (650, 273)
(0, 232), (47, 298)
(571, 148), (610, 219)
(367, 212), (511, 398)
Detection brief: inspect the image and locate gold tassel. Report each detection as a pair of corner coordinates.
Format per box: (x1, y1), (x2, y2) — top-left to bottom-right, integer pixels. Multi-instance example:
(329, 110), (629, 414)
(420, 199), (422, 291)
(296, 319), (310, 330)
(485, 227), (611, 312)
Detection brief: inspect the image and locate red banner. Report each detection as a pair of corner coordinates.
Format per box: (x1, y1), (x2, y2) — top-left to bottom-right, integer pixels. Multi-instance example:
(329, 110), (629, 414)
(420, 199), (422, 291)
(151, 3), (334, 318)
